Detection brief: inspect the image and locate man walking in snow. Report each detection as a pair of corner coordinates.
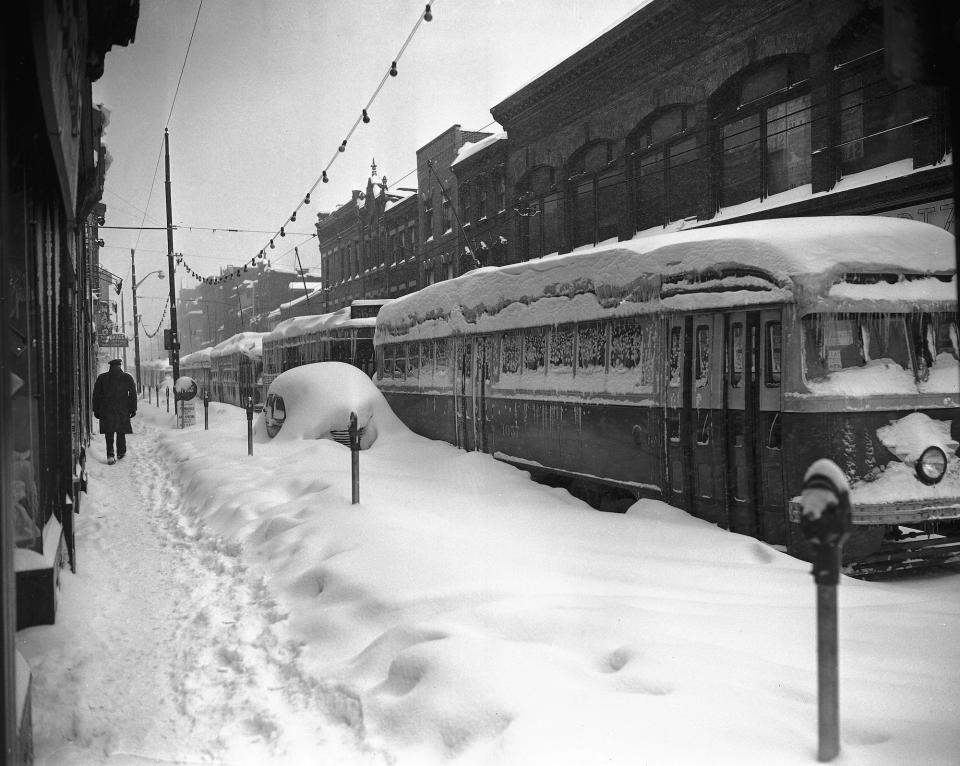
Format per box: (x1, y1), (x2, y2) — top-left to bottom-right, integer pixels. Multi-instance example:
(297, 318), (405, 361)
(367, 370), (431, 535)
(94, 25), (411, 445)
(92, 358), (138, 465)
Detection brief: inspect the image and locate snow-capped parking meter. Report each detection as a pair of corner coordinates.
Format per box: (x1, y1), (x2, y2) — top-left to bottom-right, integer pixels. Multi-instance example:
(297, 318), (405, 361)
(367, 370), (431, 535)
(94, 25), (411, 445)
(800, 458), (850, 763)
(800, 459), (851, 585)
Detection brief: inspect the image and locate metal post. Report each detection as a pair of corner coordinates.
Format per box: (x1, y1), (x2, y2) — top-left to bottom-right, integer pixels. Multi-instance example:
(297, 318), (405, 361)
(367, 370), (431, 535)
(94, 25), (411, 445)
(816, 553), (841, 762)
(204, 389), (209, 430)
(164, 129), (180, 383)
(799, 459), (850, 764)
(155, 384), (159, 406)
(131, 249), (142, 392)
(246, 396), (254, 455)
(166, 387), (170, 413)
(350, 411), (359, 504)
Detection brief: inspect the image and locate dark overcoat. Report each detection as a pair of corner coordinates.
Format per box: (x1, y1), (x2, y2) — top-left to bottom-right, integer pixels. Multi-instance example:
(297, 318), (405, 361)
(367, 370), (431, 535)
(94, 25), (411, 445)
(92, 366), (138, 434)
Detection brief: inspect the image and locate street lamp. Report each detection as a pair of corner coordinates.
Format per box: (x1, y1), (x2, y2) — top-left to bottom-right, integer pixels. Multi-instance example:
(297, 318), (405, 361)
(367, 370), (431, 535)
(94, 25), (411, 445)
(131, 247), (165, 393)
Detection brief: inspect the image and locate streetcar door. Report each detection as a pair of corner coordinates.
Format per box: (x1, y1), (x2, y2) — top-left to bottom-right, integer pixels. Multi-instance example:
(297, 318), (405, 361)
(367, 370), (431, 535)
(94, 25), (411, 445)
(688, 314), (725, 525)
(454, 337), (475, 451)
(724, 310), (762, 536)
(664, 316), (692, 511)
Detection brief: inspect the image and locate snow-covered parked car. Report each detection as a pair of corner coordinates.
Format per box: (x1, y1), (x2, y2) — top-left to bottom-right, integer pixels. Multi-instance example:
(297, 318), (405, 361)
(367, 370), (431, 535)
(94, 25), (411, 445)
(254, 361), (403, 447)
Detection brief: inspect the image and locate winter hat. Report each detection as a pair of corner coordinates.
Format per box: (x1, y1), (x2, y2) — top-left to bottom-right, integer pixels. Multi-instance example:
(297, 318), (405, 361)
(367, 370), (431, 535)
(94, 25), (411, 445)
(109, 359), (122, 366)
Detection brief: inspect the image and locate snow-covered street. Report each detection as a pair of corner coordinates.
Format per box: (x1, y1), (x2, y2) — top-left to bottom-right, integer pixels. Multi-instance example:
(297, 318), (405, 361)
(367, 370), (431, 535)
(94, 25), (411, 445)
(17, 373), (960, 765)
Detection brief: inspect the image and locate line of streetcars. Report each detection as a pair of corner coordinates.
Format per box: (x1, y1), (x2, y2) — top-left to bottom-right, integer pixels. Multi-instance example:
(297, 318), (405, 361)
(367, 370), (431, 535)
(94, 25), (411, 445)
(152, 217), (959, 574)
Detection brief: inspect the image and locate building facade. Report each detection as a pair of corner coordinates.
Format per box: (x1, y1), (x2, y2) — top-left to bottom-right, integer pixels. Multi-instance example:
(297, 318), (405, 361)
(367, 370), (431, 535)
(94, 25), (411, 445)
(1, 1), (139, 760)
(489, 0), (952, 258)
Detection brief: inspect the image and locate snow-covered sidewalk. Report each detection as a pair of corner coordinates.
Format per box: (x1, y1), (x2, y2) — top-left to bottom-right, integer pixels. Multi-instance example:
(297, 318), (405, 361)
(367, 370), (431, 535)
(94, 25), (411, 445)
(17, 406), (378, 765)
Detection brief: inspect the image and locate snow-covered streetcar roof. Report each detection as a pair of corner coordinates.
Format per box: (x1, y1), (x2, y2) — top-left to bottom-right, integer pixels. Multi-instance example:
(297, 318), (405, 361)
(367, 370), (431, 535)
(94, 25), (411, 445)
(375, 216), (956, 342)
(211, 331), (264, 359)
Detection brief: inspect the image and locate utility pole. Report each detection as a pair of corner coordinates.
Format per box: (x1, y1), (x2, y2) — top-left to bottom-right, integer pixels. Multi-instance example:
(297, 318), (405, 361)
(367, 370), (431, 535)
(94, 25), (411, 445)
(120, 293), (128, 369)
(130, 249), (142, 392)
(164, 128), (180, 382)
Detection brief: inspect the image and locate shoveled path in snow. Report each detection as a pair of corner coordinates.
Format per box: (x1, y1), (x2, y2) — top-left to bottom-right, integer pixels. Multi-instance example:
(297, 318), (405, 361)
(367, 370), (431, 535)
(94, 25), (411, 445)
(19, 409), (381, 765)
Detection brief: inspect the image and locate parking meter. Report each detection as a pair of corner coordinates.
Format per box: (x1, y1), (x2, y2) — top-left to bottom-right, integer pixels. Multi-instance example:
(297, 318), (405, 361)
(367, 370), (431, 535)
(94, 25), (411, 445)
(800, 458), (850, 763)
(349, 411), (360, 504)
(203, 388), (210, 430)
(800, 459), (851, 585)
(246, 396), (254, 456)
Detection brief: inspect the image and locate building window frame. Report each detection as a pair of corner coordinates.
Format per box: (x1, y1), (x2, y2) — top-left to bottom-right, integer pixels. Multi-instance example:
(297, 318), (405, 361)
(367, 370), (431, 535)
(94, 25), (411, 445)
(628, 104), (701, 232)
(711, 55), (811, 210)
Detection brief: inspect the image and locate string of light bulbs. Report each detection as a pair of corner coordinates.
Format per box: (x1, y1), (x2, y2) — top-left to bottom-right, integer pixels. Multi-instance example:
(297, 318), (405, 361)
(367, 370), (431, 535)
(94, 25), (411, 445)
(182, 2), (436, 287)
(177, 233), (319, 284)
(141, 296), (171, 338)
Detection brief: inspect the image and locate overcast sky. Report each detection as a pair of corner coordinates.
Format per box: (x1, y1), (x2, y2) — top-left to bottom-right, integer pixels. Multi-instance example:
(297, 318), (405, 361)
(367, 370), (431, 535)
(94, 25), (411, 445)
(93, 0), (644, 338)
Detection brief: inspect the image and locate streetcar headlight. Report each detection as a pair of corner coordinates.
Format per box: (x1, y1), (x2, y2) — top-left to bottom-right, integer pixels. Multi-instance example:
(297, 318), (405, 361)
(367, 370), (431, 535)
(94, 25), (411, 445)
(915, 446), (948, 485)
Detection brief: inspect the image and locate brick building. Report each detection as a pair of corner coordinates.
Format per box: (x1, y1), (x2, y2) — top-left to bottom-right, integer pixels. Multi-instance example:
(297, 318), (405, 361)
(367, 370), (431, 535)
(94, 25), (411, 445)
(489, 0), (953, 259)
(450, 132), (512, 267)
(416, 125), (492, 285)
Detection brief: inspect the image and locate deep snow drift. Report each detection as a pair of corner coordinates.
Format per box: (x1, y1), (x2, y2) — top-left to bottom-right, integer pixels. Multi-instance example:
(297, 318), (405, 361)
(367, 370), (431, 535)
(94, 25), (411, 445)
(18, 364), (960, 765)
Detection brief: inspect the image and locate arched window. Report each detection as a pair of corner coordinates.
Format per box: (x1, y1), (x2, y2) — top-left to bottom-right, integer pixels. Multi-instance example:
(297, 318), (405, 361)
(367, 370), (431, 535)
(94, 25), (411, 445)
(831, 10), (928, 176)
(516, 165), (561, 260)
(712, 56), (811, 208)
(494, 171), (506, 213)
(628, 105), (700, 231)
(567, 140), (620, 249)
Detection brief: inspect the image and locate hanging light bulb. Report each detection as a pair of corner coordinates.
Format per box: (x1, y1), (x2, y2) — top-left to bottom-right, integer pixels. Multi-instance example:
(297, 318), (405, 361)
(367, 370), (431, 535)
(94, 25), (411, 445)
(280, 227), (286, 237)
(389, 61), (398, 77)
(270, 239), (275, 249)
(259, 250), (265, 259)
(290, 211), (297, 222)
(96, 238), (105, 247)
(339, 140), (347, 152)
(322, 170), (329, 183)
(424, 4), (432, 21)
(362, 109), (370, 124)
(304, 193), (311, 205)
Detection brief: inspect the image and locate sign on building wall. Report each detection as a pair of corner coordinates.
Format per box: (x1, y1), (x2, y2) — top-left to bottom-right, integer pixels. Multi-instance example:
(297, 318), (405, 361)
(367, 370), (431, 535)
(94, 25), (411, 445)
(878, 199), (954, 232)
(99, 333), (128, 347)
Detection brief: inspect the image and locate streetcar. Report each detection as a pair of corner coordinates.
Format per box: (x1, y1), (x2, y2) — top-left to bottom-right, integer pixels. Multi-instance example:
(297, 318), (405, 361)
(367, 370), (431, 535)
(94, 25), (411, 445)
(373, 216), (960, 573)
(208, 331), (265, 409)
(260, 299), (391, 402)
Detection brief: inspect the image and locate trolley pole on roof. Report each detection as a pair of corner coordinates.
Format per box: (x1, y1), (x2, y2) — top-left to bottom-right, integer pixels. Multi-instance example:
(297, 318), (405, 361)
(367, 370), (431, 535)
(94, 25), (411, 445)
(164, 129), (181, 384)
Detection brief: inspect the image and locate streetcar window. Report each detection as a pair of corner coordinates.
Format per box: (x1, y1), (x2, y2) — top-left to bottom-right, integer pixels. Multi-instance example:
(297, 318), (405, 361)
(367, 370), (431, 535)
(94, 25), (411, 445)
(395, 344), (407, 379)
(577, 322), (606, 372)
(480, 336), (499, 384)
(419, 341), (432, 382)
(407, 341), (421, 381)
(502, 332), (522, 375)
(668, 410), (681, 441)
(861, 316), (910, 367)
(766, 412), (782, 450)
(434, 339), (449, 384)
(697, 410), (711, 445)
(668, 326), (682, 387)
(610, 319), (643, 369)
(524, 328), (546, 374)
(729, 323), (743, 387)
(765, 321), (781, 387)
(921, 312), (959, 364)
(695, 325), (711, 386)
(550, 325), (575, 372)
